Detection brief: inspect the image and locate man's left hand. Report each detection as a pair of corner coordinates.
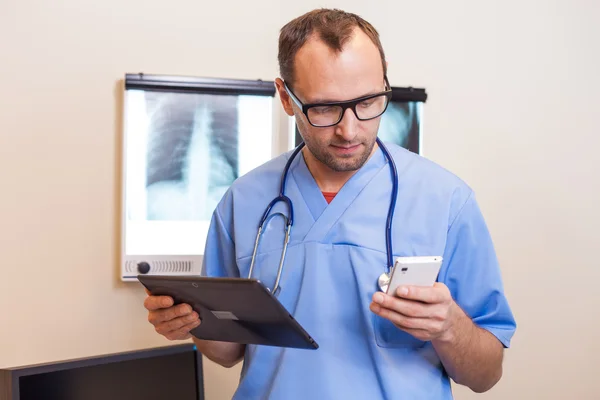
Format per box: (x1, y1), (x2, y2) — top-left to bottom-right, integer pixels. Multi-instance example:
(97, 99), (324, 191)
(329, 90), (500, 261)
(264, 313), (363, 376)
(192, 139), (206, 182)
(370, 282), (460, 343)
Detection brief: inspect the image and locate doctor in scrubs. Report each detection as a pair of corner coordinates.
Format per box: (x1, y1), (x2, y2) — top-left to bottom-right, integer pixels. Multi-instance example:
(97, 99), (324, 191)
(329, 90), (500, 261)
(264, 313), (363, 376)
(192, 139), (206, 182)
(144, 8), (516, 399)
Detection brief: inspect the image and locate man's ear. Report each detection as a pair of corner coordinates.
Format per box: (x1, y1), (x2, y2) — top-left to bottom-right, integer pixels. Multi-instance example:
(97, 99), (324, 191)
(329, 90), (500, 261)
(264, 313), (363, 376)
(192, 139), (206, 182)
(275, 78), (295, 117)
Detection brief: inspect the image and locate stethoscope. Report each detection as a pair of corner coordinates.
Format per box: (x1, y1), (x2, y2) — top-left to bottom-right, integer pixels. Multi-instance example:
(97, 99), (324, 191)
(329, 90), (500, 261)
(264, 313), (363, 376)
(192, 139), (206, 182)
(247, 137), (398, 295)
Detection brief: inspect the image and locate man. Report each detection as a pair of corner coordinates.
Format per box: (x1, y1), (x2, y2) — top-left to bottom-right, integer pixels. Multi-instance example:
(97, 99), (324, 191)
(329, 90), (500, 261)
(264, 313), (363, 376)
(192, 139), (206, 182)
(144, 8), (516, 399)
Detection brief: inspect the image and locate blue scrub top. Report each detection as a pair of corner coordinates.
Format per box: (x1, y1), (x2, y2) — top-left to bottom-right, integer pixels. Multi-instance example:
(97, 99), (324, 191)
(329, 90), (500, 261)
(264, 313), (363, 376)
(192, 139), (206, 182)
(202, 143), (516, 399)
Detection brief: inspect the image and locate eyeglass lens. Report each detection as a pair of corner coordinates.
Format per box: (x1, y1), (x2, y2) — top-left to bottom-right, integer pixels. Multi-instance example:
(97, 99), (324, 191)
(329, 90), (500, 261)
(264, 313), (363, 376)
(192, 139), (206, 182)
(307, 94), (389, 127)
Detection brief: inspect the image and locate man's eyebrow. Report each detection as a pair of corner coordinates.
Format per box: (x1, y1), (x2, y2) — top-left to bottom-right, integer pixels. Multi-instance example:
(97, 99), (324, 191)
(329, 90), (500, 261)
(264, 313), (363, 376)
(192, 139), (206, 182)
(306, 89), (383, 104)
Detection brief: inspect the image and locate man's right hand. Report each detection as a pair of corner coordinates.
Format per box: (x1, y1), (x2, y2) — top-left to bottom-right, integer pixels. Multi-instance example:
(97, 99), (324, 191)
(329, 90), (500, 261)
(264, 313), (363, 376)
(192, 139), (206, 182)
(144, 291), (201, 340)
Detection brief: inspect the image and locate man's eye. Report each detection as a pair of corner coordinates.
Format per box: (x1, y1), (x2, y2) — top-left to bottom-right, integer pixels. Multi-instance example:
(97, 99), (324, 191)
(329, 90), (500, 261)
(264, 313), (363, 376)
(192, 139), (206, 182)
(313, 106), (333, 114)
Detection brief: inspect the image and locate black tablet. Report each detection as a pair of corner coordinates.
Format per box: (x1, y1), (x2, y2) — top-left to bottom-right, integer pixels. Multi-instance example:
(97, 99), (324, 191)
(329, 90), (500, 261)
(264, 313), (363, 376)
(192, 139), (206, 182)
(138, 275), (319, 350)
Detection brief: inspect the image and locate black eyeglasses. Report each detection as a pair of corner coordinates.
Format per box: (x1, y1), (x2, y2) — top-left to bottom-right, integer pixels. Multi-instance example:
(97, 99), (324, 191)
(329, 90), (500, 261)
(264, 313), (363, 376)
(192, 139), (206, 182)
(284, 77), (392, 128)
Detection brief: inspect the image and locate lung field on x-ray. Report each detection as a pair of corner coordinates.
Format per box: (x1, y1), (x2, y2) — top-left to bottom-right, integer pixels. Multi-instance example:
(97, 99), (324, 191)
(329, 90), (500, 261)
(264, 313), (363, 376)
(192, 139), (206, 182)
(143, 91), (239, 221)
(377, 101), (420, 152)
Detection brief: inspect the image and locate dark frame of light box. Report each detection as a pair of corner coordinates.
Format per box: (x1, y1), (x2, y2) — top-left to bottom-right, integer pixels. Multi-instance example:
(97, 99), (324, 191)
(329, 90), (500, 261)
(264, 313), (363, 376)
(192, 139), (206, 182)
(125, 73), (276, 97)
(294, 86), (427, 155)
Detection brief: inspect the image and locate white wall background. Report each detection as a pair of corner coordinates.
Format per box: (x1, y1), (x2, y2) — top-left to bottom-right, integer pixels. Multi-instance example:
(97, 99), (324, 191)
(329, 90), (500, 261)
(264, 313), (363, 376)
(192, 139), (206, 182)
(1, 0), (598, 399)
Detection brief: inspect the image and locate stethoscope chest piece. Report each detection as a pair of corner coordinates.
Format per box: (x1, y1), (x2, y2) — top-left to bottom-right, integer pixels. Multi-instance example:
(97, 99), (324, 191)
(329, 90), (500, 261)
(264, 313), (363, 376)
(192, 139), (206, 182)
(377, 272), (390, 293)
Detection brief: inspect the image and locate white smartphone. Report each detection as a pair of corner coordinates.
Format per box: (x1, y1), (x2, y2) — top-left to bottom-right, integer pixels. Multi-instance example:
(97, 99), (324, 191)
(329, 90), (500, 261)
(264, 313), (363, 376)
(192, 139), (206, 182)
(386, 256), (443, 296)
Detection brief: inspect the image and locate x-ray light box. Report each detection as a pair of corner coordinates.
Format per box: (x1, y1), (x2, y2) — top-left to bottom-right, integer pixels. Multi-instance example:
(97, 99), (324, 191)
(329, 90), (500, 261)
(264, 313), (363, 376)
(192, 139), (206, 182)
(120, 73), (279, 281)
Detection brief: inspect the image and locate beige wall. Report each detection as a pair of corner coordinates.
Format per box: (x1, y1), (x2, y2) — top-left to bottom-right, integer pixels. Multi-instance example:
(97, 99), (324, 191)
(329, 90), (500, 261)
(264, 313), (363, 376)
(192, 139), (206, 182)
(1, 1), (598, 399)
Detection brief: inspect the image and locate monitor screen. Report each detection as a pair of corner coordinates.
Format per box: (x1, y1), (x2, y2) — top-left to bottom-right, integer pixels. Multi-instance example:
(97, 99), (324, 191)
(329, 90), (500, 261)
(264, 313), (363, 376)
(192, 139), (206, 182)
(16, 345), (203, 400)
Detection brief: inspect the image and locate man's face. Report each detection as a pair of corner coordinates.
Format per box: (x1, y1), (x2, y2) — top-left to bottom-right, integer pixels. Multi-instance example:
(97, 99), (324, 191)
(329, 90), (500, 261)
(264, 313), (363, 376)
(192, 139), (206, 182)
(277, 29), (386, 172)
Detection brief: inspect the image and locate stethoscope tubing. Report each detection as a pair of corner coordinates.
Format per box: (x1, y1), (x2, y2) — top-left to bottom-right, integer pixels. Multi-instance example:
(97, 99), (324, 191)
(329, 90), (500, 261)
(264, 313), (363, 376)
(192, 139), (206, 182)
(248, 137), (397, 294)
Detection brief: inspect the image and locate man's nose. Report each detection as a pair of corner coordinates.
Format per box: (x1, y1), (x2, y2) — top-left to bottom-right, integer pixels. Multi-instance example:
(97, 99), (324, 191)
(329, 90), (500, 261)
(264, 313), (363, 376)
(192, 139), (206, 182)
(334, 108), (359, 142)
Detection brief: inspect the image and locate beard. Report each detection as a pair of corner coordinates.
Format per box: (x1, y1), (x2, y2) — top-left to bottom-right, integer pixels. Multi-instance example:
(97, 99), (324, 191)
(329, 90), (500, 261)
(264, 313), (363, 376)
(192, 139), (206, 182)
(302, 132), (378, 172)
(295, 111), (381, 172)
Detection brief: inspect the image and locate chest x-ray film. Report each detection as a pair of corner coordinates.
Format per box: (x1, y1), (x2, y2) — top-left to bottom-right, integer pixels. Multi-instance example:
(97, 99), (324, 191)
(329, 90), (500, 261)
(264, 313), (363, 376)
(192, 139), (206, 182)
(378, 86), (426, 154)
(294, 86), (427, 154)
(121, 74), (277, 281)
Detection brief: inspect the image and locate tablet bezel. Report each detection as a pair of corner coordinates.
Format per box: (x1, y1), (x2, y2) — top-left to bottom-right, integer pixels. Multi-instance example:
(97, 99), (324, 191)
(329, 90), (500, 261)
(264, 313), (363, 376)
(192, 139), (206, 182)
(138, 275), (319, 350)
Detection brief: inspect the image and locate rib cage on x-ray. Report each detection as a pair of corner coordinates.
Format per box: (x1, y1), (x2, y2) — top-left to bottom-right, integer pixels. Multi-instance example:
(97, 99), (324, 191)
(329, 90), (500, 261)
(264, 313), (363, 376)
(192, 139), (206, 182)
(143, 91), (239, 221)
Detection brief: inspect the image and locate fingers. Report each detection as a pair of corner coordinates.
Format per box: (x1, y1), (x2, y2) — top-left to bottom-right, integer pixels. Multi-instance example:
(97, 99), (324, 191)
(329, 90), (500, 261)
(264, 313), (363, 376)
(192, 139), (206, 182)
(148, 303), (193, 325)
(144, 295), (174, 311)
(143, 289), (201, 341)
(155, 311), (201, 337)
(395, 283), (450, 304)
(164, 319), (202, 341)
(370, 302), (441, 334)
(373, 292), (430, 317)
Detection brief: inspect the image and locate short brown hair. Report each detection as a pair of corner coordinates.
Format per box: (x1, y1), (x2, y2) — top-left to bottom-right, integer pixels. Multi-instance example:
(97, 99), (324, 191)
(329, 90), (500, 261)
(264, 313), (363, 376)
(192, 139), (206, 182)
(278, 9), (387, 86)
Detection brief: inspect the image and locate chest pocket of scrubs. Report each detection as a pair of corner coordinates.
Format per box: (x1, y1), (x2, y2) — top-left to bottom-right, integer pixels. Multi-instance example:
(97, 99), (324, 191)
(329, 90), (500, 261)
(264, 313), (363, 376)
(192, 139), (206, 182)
(373, 311), (427, 349)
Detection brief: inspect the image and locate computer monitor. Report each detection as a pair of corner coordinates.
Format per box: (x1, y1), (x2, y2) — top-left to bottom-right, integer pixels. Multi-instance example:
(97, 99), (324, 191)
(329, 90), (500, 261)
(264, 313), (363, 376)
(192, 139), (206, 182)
(120, 74), (280, 281)
(0, 344), (203, 400)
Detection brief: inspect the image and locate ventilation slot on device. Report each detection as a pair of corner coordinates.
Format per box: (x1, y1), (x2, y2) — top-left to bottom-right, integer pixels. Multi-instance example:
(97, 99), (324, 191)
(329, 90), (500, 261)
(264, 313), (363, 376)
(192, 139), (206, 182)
(125, 260), (194, 274)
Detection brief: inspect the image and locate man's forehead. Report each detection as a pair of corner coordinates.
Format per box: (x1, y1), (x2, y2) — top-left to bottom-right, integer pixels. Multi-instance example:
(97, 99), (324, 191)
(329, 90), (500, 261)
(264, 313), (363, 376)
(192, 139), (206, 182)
(292, 70), (385, 104)
(291, 30), (384, 103)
